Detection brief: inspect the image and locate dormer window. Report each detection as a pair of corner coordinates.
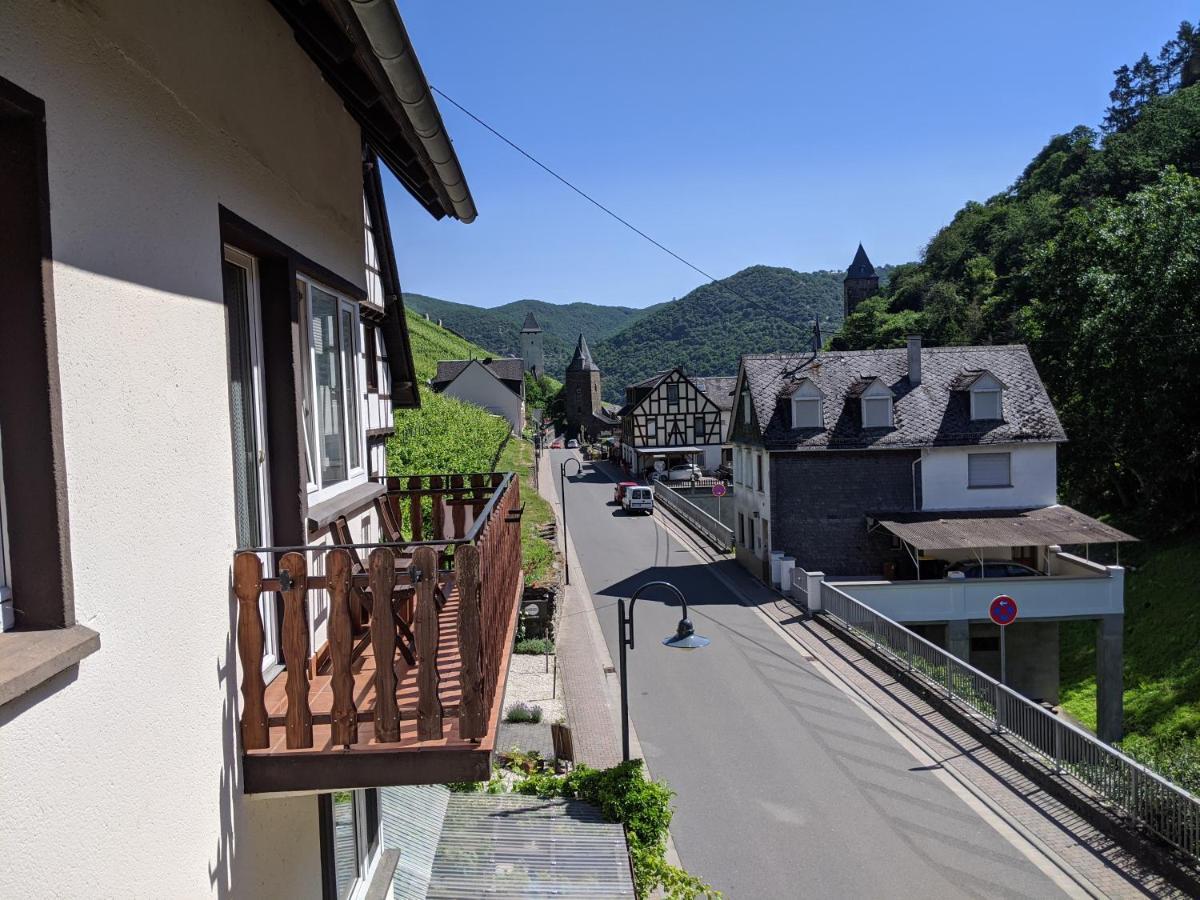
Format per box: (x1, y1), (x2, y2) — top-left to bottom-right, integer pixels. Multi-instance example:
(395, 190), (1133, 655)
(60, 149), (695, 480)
(859, 380), (894, 428)
(789, 379), (823, 429)
(970, 372), (1004, 421)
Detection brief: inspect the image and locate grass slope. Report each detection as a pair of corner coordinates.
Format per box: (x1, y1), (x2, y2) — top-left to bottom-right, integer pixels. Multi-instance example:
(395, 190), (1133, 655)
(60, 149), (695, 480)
(403, 307), (499, 382)
(496, 437), (556, 586)
(1060, 534), (1200, 741)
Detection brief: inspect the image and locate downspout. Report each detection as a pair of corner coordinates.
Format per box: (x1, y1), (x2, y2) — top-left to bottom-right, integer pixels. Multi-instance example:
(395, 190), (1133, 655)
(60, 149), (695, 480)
(349, 0), (477, 223)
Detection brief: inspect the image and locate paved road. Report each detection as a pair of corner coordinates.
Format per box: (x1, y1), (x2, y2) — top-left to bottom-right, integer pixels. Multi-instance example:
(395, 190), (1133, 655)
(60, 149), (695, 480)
(550, 450), (1065, 900)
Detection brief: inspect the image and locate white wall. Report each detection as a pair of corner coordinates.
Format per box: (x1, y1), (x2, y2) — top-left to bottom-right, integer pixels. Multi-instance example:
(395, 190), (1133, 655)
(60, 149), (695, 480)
(0, 1), (365, 895)
(441, 364), (523, 433)
(731, 442), (772, 558)
(920, 442), (1058, 510)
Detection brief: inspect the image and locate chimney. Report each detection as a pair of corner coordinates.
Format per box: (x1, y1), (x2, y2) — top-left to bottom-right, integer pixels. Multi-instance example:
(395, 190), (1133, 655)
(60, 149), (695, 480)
(907, 335), (922, 385)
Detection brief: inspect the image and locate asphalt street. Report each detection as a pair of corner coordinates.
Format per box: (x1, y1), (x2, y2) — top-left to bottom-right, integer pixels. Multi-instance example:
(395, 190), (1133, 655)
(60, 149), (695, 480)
(550, 449), (1065, 900)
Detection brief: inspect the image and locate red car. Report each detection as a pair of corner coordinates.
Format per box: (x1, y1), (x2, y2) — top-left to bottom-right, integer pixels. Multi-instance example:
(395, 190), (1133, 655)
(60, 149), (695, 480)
(550, 438), (564, 449)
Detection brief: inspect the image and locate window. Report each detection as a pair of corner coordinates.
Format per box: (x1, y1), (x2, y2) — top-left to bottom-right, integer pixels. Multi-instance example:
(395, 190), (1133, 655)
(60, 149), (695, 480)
(363, 321), (379, 393)
(0, 427), (10, 630)
(322, 788), (381, 900)
(756, 453), (764, 491)
(694, 417), (705, 441)
(968, 452), (1011, 488)
(738, 512), (745, 546)
(862, 396), (892, 428)
(646, 419), (656, 440)
(971, 387), (1002, 420)
(666, 383), (679, 408)
(792, 398), (822, 428)
(300, 277), (365, 501)
(742, 390), (751, 424)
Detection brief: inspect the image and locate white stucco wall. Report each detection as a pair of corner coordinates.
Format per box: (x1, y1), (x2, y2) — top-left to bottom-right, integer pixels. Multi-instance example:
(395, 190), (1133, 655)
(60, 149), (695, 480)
(731, 442), (772, 558)
(920, 442), (1058, 511)
(441, 364), (524, 433)
(0, 1), (367, 896)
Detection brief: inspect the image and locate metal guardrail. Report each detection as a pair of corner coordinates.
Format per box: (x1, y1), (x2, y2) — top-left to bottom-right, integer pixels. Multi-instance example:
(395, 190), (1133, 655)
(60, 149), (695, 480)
(818, 581), (1200, 860)
(652, 481), (733, 553)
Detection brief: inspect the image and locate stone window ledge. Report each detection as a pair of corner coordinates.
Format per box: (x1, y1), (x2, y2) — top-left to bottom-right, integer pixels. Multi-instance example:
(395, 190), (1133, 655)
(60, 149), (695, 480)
(0, 624), (100, 708)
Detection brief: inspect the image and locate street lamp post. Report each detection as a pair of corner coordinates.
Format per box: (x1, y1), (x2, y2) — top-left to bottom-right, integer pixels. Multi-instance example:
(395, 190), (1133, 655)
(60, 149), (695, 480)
(559, 456), (582, 584)
(617, 580), (709, 762)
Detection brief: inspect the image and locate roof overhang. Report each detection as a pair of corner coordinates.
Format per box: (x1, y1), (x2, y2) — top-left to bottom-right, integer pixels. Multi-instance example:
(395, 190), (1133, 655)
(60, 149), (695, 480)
(633, 446), (704, 455)
(270, 0), (476, 222)
(871, 505), (1137, 550)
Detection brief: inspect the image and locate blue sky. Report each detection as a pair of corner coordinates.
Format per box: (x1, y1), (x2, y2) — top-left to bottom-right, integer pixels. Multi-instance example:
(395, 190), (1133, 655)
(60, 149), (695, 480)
(383, 1), (1193, 309)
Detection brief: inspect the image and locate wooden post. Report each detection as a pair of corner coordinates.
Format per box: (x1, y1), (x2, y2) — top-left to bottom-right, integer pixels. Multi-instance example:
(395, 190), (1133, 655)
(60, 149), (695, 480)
(408, 474), (424, 542)
(450, 474), (466, 537)
(430, 475), (445, 540)
(233, 552), (269, 750)
(455, 544), (486, 739)
(326, 549), (358, 748)
(413, 546), (444, 741)
(278, 552), (313, 749)
(368, 548), (400, 743)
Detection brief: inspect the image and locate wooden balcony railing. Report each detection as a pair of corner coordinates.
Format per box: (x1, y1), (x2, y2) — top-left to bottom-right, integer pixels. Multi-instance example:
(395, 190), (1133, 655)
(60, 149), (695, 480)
(233, 473), (523, 793)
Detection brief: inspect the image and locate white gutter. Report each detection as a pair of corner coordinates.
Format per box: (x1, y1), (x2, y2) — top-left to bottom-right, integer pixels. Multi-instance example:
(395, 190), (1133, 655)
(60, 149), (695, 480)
(349, 0), (477, 222)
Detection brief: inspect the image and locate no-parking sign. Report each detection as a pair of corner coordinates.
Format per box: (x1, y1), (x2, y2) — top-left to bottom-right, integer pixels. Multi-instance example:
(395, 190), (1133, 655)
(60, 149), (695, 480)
(989, 594), (1018, 627)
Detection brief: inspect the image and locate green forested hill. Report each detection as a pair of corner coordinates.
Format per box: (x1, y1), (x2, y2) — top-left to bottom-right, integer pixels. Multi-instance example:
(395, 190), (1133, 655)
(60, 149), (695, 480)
(591, 266), (848, 403)
(403, 293), (655, 377)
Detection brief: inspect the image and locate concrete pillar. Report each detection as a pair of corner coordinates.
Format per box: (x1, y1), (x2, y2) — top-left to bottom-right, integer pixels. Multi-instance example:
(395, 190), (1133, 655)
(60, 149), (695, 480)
(946, 619), (970, 661)
(1097, 614), (1124, 743)
(804, 571), (825, 611)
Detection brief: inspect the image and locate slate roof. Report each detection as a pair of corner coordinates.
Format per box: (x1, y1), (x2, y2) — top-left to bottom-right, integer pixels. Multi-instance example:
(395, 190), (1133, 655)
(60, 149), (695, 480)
(845, 243), (877, 279)
(693, 375), (737, 411)
(431, 358), (525, 396)
(520, 312), (543, 333)
(739, 344), (1066, 451)
(566, 334), (599, 372)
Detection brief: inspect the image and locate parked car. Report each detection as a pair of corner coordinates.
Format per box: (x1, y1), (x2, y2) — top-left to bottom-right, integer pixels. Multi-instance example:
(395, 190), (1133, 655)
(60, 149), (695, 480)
(663, 463), (702, 482)
(622, 485), (654, 514)
(946, 560), (1043, 579)
(566, 439), (579, 449)
(550, 438), (564, 449)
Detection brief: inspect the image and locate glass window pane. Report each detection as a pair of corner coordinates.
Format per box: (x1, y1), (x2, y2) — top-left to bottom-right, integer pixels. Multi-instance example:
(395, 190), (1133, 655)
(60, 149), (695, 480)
(968, 452), (1011, 487)
(794, 398), (821, 428)
(863, 397), (890, 427)
(342, 308), (361, 471)
(223, 261), (262, 547)
(311, 287), (347, 486)
(973, 389), (1002, 420)
(331, 791), (359, 899)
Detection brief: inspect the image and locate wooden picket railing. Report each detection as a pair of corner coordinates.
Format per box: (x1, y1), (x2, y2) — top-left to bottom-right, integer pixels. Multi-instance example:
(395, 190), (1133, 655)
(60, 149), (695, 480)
(374, 472), (506, 544)
(233, 473), (522, 754)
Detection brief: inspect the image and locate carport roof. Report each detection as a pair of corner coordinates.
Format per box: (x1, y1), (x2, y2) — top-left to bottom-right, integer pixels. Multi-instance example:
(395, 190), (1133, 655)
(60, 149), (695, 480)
(632, 446), (703, 455)
(872, 505), (1136, 549)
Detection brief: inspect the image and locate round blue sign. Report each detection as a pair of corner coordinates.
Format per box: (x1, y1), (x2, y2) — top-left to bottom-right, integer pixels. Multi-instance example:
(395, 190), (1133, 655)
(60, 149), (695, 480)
(989, 594), (1018, 627)
(712, 483), (727, 497)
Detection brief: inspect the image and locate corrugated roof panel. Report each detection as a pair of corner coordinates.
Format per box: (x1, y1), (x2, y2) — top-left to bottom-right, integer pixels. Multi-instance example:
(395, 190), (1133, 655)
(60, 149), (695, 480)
(381, 784), (451, 900)
(873, 504), (1136, 549)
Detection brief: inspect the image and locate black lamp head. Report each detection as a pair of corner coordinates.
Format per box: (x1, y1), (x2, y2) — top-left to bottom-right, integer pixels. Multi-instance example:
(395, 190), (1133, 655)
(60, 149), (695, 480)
(662, 616), (710, 649)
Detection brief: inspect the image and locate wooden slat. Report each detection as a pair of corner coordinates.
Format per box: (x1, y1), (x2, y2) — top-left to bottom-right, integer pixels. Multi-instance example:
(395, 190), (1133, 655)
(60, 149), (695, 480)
(407, 475), (424, 541)
(279, 552), (313, 749)
(455, 544), (486, 739)
(326, 549), (358, 747)
(233, 552), (269, 750)
(414, 546), (444, 741)
(375, 495), (402, 543)
(368, 547), (400, 742)
(450, 475), (465, 537)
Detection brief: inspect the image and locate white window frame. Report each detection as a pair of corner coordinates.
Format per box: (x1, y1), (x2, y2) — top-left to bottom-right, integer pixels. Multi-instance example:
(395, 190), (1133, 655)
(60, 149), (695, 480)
(327, 789), (382, 900)
(694, 416), (705, 442)
(968, 451), (1012, 489)
(646, 418), (657, 440)
(791, 397), (822, 428)
(0, 424), (11, 631)
(742, 391), (751, 424)
(971, 387), (1003, 421)
(298, 275), (367, 505)
(666, 383), (680, 408)
(861, 393), (893, 428)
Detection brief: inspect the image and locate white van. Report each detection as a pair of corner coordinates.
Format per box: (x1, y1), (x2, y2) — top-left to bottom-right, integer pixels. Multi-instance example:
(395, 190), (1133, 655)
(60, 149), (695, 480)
(622, 485), (654, 515)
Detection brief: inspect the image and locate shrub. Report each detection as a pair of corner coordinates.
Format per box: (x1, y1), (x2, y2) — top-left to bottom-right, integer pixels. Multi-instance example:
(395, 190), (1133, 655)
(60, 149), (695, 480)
(504, 702), (543, 724)
(515, 637), (554, 655)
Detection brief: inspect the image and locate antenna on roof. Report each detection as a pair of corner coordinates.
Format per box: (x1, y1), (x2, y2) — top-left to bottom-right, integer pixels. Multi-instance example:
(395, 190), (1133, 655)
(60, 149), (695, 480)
(780, 319), (823, 382)
(812, 317), (822, 354)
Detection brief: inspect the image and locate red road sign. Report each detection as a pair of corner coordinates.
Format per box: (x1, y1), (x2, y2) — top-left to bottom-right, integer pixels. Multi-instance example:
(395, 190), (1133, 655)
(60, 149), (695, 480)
(989, 594), (1018, 626)
(712, 483), (727, 497)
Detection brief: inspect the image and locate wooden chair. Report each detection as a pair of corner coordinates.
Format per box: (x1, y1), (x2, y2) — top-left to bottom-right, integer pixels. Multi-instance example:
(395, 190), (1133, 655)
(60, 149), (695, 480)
(332, 516), (416, 665)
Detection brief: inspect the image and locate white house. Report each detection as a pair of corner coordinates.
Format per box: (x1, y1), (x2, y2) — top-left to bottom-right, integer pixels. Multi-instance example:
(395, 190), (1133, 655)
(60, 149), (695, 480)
(431, 357), (527, 433)
(729, 336), (1134, 740)
(0, 2), (524, 897)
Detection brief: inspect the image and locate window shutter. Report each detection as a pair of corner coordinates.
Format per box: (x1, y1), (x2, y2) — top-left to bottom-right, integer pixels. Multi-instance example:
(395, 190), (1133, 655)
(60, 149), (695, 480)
(968, 452), (1011, 488)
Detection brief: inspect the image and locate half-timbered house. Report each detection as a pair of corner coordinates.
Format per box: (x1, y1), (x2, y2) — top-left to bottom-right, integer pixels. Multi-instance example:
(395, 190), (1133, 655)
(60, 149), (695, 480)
(618, 368), (725, 474)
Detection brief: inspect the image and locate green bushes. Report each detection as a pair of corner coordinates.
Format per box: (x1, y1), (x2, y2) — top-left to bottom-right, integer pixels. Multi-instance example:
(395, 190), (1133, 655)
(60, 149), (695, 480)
(515, 760), (718, 898)
(504, 702), (543, 724)
(515, 638), (554, 655)
(387, 387), (511, 478)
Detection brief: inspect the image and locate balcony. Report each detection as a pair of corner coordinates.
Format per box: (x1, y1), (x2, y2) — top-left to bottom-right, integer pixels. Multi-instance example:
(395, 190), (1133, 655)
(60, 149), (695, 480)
(234, 473), (523, 793)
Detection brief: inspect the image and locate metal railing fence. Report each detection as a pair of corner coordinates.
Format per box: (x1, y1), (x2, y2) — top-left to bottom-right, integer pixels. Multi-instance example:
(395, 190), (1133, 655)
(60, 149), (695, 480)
(652, 482), (733, 552)
(819, 581), (1200, 860)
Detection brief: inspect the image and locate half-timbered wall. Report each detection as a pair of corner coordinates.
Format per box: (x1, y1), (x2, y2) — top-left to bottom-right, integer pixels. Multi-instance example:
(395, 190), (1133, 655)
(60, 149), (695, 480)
(622, 370), (724, 470)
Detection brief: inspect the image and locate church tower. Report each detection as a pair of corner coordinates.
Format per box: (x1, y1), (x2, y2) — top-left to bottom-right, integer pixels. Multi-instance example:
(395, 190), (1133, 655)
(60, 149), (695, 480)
(843, 243), (880, 319)
(564, 334), (602, 438)
(519, 312), (545, 377)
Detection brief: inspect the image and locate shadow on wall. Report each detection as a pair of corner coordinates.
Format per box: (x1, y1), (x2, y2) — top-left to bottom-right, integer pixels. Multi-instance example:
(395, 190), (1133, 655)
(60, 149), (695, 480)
(208, 592), (241, 899)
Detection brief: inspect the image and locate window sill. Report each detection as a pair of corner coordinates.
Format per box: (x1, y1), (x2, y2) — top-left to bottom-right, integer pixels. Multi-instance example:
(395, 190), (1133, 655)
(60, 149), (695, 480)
(0, 624), (101, 708)
(967, 484), (1013, 490)
(306, 480), (386, 534)
(363, 849), (401, 900)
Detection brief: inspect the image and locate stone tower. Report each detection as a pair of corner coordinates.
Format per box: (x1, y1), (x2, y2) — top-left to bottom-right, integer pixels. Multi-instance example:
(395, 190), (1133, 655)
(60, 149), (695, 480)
(519, 311), (545, 377)
(564, 333), (602, 438)
(843, 243), (880, 319)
